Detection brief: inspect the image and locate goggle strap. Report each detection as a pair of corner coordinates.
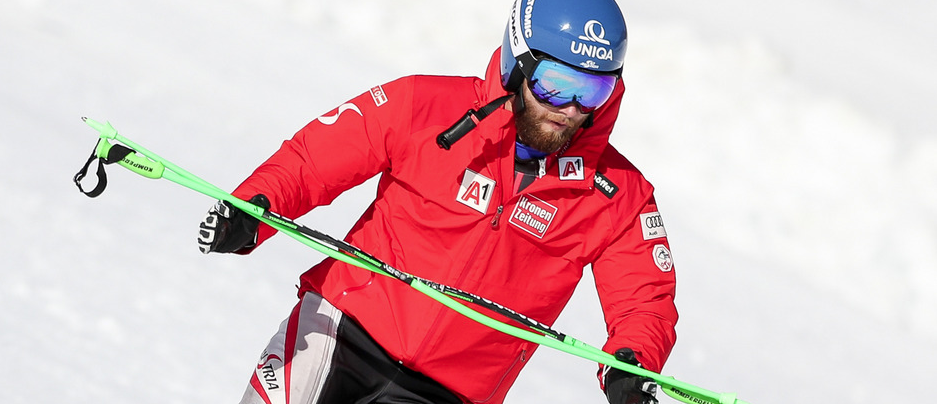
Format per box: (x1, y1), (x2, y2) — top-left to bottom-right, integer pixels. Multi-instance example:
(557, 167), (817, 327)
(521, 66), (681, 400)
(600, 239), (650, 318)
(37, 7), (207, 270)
(477, 94), (514, 119)
(516, 51), (539, 78)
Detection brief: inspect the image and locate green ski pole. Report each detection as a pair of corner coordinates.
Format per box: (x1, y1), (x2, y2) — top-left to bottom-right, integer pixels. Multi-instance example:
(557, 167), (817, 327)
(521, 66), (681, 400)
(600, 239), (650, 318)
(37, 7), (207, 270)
(76, 118), (750, 404)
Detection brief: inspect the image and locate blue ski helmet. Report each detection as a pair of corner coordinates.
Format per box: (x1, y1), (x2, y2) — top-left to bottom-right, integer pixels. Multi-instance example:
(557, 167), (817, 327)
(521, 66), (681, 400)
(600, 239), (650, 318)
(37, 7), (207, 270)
(500, 0), (628, 91)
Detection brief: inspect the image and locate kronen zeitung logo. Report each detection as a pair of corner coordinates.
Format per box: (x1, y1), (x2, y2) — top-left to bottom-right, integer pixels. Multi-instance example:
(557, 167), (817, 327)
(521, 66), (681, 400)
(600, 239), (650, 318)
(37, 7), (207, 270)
(509, 194), (557, 239)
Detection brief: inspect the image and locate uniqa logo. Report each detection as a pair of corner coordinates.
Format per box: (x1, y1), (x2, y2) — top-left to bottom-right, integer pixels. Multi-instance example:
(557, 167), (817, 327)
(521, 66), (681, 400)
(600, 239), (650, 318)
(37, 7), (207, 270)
(571, 19), (613, 61)
(578, 20), (611, 45)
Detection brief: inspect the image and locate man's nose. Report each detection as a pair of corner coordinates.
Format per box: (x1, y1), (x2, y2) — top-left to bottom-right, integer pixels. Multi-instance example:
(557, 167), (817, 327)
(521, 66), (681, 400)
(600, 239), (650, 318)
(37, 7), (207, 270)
(557, 103), (582, 118)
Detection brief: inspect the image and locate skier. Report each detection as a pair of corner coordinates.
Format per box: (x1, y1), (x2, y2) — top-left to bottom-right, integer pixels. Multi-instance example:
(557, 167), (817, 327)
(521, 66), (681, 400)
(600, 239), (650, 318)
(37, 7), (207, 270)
(198, 0), (677, 403)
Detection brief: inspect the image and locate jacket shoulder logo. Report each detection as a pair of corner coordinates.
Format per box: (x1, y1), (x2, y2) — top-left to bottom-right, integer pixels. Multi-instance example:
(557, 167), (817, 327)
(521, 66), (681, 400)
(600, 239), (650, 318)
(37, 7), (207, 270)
(370, 85), (388, 106)
(315, 103), (362, 125)
(457, 169), (495, 214)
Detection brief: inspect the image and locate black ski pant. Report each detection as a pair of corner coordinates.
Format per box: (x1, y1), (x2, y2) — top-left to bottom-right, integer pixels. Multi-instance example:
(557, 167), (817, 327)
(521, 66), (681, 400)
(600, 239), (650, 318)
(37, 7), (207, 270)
(239, 291), (464, 404)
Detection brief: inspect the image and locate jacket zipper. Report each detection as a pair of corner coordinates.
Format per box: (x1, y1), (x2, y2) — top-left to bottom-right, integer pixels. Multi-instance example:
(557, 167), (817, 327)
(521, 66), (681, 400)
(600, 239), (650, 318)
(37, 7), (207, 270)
(490, 206), (503, 228)
(409, 137), (509, 366)
(407, 212), (502, 366)
(475, 348), (528, 403)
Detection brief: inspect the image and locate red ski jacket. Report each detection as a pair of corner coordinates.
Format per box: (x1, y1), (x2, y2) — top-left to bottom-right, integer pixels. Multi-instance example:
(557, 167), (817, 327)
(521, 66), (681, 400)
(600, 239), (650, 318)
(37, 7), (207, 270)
(232, 49), (678, 403)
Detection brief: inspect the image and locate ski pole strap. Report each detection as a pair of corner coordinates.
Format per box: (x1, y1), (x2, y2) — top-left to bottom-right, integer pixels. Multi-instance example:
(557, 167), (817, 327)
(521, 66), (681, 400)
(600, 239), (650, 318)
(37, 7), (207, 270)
(73, 140), (135, 198)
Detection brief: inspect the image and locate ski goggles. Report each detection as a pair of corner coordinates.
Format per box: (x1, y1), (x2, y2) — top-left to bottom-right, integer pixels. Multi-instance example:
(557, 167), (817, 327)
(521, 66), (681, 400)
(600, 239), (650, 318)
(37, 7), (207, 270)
(526, 58), (618, 113)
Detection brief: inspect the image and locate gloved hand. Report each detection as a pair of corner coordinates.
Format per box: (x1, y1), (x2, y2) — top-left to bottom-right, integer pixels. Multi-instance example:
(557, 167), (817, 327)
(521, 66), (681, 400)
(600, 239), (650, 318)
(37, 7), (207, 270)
(197, 194), (270, 254)
(603, 348), (659, 404)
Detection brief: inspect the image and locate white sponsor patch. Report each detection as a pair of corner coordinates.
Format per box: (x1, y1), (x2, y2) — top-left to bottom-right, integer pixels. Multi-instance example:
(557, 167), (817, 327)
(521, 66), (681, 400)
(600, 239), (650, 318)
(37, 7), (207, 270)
(640, 211), (667, 240)
(558, 156), (584, 181)
(509, 194), (558, 239)
(653, 244), (674, 272)
(370, 85), (388, 106)
(457, 169), (495, 214)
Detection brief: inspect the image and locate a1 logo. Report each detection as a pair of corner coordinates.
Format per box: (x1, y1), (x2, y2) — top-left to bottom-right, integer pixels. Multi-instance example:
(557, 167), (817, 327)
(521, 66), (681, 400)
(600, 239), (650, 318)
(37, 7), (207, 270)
(457, 169), (495, 214)
(559, 157), (584, 181)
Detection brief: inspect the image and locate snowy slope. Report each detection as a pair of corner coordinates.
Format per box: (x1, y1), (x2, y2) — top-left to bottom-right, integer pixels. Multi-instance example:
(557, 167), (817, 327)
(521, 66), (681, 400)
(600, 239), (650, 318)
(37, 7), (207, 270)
(2, 1), (935, 403)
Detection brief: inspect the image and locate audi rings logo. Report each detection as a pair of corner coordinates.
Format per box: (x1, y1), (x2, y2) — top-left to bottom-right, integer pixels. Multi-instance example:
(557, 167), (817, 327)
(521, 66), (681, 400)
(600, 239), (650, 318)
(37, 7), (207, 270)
(640, 212), (667, 240)
(645, 215), (664, 229)
(578, 20), (611, 45)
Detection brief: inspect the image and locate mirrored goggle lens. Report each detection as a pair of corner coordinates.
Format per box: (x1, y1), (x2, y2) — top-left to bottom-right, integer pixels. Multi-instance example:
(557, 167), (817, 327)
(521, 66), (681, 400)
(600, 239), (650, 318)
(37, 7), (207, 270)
(528, 59), (617, 113)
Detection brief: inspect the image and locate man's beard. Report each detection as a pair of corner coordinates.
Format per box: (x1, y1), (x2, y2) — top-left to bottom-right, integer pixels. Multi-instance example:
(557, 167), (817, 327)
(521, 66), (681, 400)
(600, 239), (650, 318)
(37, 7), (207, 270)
(514, 101), (581, 154)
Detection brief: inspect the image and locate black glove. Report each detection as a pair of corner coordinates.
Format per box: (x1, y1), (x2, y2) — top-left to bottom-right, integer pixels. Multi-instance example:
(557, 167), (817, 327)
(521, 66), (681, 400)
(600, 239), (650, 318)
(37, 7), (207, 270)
(604, 348), (659, 404)
(197, 194), (270, 254)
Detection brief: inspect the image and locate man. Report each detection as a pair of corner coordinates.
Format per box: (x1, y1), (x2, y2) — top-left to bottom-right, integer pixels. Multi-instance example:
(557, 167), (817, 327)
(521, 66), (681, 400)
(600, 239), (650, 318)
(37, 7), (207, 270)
(198, 1), (677, 403)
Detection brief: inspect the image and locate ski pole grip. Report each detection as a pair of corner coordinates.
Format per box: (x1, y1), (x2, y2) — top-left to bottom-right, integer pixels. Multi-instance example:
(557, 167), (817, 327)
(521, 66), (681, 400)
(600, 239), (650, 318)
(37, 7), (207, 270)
(95, 139), (165, 179)
(82, 117), (165, 179)
(661, 384), (747, 404)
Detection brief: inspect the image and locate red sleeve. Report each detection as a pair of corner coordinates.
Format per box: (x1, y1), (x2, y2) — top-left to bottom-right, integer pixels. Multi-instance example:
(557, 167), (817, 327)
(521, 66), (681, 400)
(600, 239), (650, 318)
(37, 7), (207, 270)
(592, 196), (678, 373)
(230, 78), (414, 248)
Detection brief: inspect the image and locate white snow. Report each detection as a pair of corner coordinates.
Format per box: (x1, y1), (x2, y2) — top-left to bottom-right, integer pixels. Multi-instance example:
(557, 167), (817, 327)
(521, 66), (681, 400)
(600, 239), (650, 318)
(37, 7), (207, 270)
(2, 0), (935, 403)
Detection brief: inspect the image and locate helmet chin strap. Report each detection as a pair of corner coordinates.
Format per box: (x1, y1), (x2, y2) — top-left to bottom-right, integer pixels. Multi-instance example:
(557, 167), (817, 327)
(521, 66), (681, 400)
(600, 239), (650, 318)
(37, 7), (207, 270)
(514, 87), (527, 114)
(583, 113), (594, 129)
